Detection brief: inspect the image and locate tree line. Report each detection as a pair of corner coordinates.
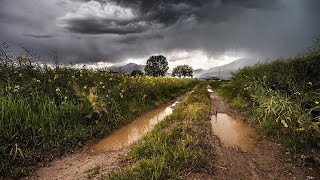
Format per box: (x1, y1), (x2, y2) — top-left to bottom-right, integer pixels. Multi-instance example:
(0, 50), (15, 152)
(132, 55), (193, 78)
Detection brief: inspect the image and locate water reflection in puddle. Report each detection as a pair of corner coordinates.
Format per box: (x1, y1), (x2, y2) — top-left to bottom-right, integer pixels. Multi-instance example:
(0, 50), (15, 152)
(211, 113), (256, 152)
(88, 102), (177, 155)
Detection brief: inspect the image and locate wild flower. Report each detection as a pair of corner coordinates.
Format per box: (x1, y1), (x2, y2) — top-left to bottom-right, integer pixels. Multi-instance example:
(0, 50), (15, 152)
(294, 92), (301, 95)
(13, 85), (21, 92)
(84, 85), (88, 89)
(56, 88), (61, 93)
(316, 101), (319, 105)
(307, 82), (313, 85)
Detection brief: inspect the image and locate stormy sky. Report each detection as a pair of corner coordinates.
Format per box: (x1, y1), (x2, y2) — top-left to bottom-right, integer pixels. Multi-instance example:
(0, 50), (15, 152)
(0, 0), (319, 69)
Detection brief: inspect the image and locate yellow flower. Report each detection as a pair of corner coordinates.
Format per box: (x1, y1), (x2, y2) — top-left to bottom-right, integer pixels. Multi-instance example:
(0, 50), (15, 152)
(13, 85), (21, 92)
(84, 86), (87, 89)
(102, 86), (105, 89)
(316, 101), (319, 105)
(36, 79), (40, 83)
(56, 88), (61, 92)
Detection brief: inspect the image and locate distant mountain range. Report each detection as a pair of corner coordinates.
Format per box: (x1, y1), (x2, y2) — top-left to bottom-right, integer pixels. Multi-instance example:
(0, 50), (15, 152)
(110, 63), (145, 74)
(109, 58), (260, 79)
(196, 58), (259, 80)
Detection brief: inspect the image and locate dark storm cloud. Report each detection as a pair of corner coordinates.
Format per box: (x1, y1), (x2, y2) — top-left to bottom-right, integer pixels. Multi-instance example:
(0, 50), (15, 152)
(61, 0), (283, 35)
(65, 18), (150, 35)
(0, 0), (319, 67)
(23, 33), (57, 39)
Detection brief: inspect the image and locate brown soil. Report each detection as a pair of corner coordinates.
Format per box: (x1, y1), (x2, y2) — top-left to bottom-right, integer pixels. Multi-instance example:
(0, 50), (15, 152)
(21, 146), (130, 180)
(209, 90), (320, 180)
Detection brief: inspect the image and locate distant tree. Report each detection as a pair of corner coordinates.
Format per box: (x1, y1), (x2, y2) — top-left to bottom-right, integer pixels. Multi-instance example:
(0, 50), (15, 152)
(131, 69), (144, 76)
(172, 65), (193, 78)
(144, 55), (169, 76)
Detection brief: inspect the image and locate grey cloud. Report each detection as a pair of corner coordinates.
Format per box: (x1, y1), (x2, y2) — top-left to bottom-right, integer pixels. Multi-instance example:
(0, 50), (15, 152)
(61, 0), (282, 35)
(23, 33), (57, 39)
(0, 0), (319, 67)
(64, 18), (150, 35)
(116, 33), (164, 44)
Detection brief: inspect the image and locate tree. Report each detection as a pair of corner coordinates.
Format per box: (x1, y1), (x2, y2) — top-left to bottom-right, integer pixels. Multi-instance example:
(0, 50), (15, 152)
(131, 69), (144, 76)
(172, 65), (193, 78)
(144, 55), (169, 76)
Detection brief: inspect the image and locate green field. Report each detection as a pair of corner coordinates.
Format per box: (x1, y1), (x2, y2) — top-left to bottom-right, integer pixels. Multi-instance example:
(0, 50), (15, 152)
(0, 57), (198, 176)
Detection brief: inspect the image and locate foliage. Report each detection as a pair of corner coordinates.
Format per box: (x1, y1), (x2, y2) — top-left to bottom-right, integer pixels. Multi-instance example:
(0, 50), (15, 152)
(218, 43), (320, 163)
(108, 83), (214, 179)
(144, 55), (169, 76)
(130, 70), (144, 76)
(0, 45), (198, 177)
(172, 65), (193, 78)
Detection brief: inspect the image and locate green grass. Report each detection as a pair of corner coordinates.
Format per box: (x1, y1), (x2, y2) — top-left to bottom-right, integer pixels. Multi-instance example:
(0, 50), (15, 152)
(217, 48), (320, 163)
(0, 53), (198, 177)
(108, 83), (214, 179)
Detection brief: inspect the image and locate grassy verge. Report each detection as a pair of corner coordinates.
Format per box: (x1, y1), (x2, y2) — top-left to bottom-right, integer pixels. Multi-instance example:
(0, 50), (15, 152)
(0, 56), (198, 177)
(108, 82), (214, 179)
(217, 51), (320, 164)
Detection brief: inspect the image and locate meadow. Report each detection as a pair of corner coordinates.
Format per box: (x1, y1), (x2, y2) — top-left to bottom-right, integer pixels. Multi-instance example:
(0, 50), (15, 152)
(218, 45), (320, 163)
(0, 51), (197, 176)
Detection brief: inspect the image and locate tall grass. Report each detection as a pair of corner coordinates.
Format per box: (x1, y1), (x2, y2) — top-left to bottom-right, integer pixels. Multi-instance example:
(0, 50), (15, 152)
(0, 45), (198, 177)
(218, 42), (320, 163)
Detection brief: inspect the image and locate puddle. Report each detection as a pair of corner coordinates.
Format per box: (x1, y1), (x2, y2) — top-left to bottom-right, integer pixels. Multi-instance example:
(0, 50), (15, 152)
(211, 113), (257, 152)
(88, 102), (178, 155)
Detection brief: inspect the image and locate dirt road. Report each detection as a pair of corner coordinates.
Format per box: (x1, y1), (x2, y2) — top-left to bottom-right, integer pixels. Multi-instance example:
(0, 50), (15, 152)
(209, 90), (320, 180)
(22, 89), (320, 180)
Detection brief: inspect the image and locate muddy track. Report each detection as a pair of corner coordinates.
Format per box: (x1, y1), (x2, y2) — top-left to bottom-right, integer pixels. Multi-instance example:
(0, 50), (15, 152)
(21, 89), (320, 180)
(22, 95), (186, 180)
(209, 90), (320, 180)
(22, 147), (129, 180)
